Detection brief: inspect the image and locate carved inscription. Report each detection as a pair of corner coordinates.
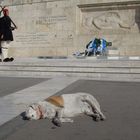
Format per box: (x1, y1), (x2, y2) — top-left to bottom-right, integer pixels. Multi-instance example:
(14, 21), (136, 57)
(16, 16), (67, 45)
(36, 16), (67, 25)
(16, 34), (50, 45)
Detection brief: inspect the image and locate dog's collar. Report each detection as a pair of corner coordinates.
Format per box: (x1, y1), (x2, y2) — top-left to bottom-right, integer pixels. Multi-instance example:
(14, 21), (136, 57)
(37, 105), (44, 119)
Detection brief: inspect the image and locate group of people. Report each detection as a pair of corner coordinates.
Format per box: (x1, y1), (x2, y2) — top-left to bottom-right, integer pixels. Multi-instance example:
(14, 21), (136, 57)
(85, 38), (112, 56)
(73, 38), (112, 57)
(0, 6), (17, 62)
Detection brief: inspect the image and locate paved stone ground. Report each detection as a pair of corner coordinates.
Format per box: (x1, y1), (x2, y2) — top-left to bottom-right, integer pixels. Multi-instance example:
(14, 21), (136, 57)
(0, 77), (47, 97)
(0, 78), (140, 140)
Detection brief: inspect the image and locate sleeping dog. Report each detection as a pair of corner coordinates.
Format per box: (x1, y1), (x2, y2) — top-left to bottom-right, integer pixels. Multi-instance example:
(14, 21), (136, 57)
(25, 92), (106, 126)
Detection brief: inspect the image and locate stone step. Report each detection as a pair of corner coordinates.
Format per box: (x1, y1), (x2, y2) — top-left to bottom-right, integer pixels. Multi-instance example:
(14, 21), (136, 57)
(1, 58), (140, 67)
(0, 64), (140, 73)
(0, 58), (140, 81)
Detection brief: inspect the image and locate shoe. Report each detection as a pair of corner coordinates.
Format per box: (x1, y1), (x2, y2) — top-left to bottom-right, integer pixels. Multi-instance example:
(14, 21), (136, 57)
(9, 57), (14, 61)
(3, 58), (10, 62)
(3, 57), (14, 62)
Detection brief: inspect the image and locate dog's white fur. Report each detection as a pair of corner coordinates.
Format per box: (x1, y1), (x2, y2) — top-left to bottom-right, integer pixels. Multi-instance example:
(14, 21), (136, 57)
(25, 92), (106, 125)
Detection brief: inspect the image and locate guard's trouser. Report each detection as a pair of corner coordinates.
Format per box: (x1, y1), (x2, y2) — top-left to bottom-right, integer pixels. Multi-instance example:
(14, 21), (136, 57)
(0, 41), (11, 60)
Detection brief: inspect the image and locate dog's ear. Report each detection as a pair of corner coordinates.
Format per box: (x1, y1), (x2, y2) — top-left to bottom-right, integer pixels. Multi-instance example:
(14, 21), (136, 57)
(29, 104), (38, 110)
(29, 105), (34, 110)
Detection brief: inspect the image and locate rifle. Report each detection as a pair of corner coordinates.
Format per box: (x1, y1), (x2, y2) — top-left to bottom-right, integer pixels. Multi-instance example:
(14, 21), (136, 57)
(0, 5), (17, 29)
(0, 5), (5, 15)
(9, 16), (17, 30)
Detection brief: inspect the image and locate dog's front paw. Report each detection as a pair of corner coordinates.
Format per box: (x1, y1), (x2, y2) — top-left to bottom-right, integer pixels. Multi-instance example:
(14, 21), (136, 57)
(52, 118), (62, 127)
(100, 115), (106, 121)
(93, 114), (101, 122)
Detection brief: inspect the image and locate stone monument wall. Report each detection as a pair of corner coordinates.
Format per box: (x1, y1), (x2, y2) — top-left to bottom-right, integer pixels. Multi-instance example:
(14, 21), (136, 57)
(1, 0), (140, 57)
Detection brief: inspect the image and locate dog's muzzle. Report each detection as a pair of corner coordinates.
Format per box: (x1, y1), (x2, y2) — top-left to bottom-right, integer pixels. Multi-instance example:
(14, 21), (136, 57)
(23, 116), (30, 120)
(21, 112), (30, 120)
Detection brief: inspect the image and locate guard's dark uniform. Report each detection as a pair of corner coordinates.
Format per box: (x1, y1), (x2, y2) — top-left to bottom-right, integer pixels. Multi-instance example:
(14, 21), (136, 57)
(0, 15), (13, 41)
(0, 11), (16, 62)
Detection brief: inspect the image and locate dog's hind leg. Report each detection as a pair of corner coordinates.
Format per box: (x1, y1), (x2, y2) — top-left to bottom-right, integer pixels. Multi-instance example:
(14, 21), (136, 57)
(81, 94), (106, 121)
(83, 105), (101, 121)
(82, 101), (102, 121)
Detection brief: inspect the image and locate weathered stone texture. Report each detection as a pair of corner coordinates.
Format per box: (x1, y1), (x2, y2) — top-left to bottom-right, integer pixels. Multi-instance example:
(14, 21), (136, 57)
(1, 0), (140, 57)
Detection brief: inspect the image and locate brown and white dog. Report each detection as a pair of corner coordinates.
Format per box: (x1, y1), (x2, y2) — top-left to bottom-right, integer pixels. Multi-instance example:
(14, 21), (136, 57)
(25, 92), (106, 126)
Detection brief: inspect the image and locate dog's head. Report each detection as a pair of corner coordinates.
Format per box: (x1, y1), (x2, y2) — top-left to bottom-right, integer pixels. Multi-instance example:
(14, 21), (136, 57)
(25, 104), (43, 120)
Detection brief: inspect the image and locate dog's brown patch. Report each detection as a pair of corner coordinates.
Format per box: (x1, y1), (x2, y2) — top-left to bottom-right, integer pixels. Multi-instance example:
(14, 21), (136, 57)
(46, 96), (64, 107)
